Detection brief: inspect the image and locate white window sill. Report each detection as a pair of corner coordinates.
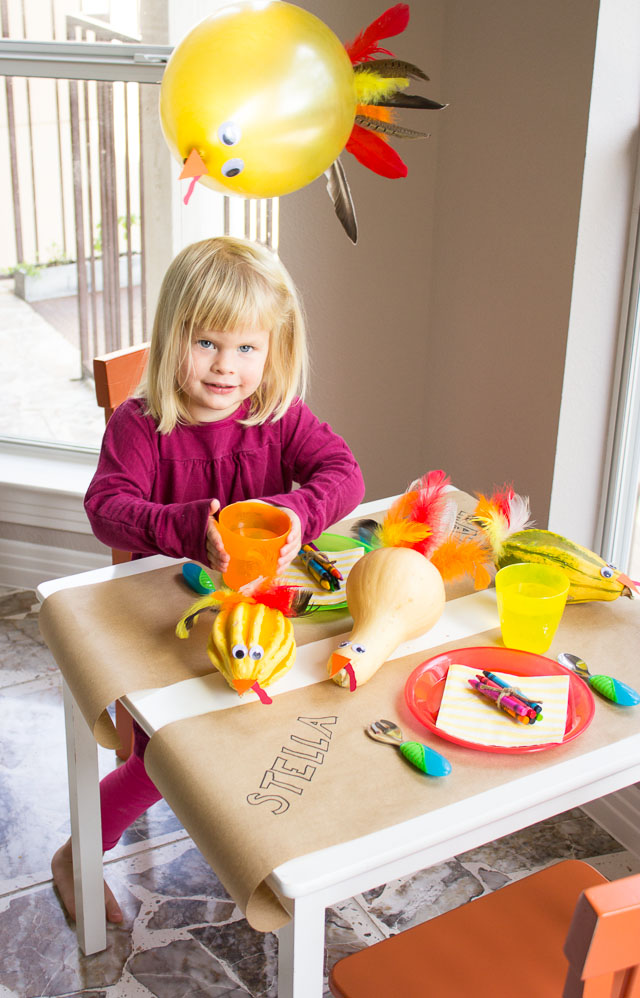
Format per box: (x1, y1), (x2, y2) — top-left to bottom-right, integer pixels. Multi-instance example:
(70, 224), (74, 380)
(0, 438), (98, 498)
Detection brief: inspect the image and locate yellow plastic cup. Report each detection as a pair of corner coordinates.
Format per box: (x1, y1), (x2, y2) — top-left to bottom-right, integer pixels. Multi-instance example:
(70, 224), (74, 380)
(495, 562), (570, 654)
(217, 501), (291, 590)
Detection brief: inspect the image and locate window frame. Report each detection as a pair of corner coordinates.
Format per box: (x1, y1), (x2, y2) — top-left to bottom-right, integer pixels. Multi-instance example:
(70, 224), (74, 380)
(0, 39), (169, 83)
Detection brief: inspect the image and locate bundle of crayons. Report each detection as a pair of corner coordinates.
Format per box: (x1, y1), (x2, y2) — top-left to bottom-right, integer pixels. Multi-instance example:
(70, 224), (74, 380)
(297, 543), (343, 592)
(468, 670), (543, 725)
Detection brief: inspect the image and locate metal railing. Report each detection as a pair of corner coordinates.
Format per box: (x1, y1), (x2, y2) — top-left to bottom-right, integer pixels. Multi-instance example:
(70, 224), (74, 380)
(0, 6), (278, 384)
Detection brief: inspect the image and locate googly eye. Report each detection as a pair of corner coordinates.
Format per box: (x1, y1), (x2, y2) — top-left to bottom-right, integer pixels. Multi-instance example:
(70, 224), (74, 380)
(600, 564), (615, 579)
(221, 158), (244, 178)
(218, 120), (241, 146)
(338, 640), (349, 648)
(352, 644), (366, 655)
(231, 643), (248, 659)
(249, 644), (264, 661)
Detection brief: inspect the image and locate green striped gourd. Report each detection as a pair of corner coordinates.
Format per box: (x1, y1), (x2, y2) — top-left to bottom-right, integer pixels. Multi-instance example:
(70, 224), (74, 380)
(496, 529), (634, 603)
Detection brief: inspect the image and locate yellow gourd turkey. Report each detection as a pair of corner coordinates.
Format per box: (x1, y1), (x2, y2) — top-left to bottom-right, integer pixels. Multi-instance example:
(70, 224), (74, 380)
(176, 580), (313, 702)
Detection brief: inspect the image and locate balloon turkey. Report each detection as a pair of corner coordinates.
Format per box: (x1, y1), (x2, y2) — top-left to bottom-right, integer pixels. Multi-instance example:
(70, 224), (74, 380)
(159, 1), (445, 241)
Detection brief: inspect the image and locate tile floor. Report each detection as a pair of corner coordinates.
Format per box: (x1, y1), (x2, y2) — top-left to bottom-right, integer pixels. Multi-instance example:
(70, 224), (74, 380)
(2, 585), (640, 997)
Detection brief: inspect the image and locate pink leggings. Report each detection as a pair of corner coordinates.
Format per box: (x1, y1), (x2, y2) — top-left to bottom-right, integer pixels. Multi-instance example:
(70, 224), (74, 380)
(100, 725), (162, 852)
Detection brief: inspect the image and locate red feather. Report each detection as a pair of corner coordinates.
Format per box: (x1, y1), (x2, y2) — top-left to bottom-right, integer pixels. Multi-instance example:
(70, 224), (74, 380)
(492, 485), (516, 525)
(345, 123), (408, 179)
(250, 580), (313, 617)
(345, 4), (410, 64)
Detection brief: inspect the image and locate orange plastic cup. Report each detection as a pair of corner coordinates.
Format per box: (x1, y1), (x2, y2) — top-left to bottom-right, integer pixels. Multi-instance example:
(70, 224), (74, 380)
(217, 501), (291, 590)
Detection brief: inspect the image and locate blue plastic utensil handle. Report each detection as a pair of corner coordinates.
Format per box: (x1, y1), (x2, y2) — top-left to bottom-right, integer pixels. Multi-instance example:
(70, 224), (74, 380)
(589, 674), (640, 707)
(399, 741), (452, 777)
(182, 562), (216, 595)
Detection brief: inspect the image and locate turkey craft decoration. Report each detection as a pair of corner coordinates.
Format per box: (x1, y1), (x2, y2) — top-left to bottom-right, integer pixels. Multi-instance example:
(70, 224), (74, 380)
(474, 487), (639, 604)
(176, 579), (313, 703)
(328, 471), (492, 692)
(159, 1), (446, 242)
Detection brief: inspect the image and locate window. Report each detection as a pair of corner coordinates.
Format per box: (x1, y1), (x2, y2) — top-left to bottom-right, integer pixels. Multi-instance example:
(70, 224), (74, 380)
(0, 0), (277, 450)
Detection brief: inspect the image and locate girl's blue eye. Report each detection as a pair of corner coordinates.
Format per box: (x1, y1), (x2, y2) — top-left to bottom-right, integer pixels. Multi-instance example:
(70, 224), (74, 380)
(238, 344), (253, 353)
(197, 339), (214, 349)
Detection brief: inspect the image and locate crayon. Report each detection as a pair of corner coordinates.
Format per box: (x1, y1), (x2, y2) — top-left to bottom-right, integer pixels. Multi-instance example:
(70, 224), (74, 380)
(482, 671), (542, 711)
(302, 544), (344, 581)
(297, 549), (337, 591)
(469, 678), (536, 719)
(469, 681), (529, 723)
(477, 674), (542, 720)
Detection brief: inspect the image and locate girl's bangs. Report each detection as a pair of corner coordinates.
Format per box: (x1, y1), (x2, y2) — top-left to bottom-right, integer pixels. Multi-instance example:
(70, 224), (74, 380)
(187, 269), (281, 337)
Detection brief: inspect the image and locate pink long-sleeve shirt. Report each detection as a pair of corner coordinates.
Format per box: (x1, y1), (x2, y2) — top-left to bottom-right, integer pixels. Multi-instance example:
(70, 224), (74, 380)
(84, 397), (365, 563)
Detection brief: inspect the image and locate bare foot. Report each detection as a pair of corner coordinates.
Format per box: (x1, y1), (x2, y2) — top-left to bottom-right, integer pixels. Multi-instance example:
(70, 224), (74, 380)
(51, 838), (123, 924)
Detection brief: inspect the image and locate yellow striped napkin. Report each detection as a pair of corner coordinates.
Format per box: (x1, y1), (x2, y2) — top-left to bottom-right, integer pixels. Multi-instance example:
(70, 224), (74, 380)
(281, 547), (365, 607)
(435, 664), (570, 747)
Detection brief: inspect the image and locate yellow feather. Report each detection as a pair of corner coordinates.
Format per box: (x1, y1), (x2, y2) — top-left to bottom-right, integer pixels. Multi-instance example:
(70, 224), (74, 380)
(379, 519), (432, 549)
(473, 494), (510, 557)
(354, 70), (409, 105)
(175, 592), (223, 638)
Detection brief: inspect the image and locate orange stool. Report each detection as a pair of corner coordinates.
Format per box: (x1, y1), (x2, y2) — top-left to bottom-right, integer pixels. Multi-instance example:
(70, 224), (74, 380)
(93, 343), (150, 760)
(329, 859), (640, 998)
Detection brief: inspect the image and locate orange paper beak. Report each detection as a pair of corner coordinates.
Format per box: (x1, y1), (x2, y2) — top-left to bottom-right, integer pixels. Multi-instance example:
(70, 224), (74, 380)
(179, 148), (207, 179)
(329, 652), (352, 678)
(233, 677), (254, 694)
(617, 572), (640, 595)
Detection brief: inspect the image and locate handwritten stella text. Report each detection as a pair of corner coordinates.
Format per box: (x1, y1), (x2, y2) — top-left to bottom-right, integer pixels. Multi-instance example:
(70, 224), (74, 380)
(246, 715), (337, 814)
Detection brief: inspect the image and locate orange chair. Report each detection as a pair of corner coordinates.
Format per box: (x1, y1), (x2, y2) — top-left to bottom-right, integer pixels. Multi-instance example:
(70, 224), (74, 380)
(93, 342), (150, 759)
(328, 859), (640, 998)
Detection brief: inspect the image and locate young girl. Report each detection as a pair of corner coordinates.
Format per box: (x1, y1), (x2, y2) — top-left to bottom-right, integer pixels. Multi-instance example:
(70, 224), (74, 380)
(52, 236), (365, 923)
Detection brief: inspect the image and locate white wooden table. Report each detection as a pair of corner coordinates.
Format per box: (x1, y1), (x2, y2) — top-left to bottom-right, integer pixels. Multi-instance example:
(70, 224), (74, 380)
(37, 506), (640, 998)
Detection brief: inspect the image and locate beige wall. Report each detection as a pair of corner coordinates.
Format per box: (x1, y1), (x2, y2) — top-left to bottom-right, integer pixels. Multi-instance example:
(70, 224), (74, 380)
(280, 0), (600, 524)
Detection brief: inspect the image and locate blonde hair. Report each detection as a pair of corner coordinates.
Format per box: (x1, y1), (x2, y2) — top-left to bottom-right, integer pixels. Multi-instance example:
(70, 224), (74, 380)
(140, 237), (308, 434)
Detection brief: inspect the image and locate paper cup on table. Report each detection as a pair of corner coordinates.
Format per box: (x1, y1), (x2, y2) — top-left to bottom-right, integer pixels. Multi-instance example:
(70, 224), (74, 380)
(495, 562), (569, 654)
(218, 501), (291, 590)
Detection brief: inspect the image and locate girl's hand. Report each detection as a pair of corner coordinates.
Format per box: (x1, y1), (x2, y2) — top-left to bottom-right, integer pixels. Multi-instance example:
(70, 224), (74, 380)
(275, 506), (302, 574)
(206, 499), (230, 574)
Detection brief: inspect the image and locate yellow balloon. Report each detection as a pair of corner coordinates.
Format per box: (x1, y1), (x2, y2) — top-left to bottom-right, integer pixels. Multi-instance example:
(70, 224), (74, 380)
(159, 0), (357, 199)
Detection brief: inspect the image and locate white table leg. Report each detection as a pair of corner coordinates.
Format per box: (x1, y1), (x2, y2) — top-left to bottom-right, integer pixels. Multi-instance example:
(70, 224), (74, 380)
(62, 678), (107, 954)
(277, 897), (326, 998)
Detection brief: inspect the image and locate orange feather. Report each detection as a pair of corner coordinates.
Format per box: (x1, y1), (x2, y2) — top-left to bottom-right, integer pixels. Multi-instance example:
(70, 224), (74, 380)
(430, 536), (492, 590)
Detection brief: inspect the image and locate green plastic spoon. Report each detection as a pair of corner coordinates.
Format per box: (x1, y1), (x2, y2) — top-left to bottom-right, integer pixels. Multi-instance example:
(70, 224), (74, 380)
(558, 652), (640, 707)
(366, 719), (452, 776)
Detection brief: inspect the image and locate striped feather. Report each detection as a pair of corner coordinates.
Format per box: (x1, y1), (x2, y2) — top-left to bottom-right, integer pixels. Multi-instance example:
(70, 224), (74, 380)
(355, 114), (429, 139)
(355, 58), (429, 82)
(374, 93), (447, 110)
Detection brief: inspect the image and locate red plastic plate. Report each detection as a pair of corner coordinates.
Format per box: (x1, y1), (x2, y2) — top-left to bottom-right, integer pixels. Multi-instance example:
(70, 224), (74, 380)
(405, 646), (595, 754)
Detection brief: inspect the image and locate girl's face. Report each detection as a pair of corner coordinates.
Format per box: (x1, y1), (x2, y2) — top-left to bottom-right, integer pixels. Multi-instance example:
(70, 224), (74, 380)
(179, 326), (270, 422)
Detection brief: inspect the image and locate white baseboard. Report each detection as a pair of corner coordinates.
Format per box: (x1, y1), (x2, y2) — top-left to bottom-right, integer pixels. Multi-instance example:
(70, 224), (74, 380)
(583, 785), (640, 857)
(0, 537), (110, 590)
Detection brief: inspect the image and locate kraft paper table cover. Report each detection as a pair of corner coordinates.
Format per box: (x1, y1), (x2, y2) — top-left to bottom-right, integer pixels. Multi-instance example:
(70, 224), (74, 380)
(143, 599), (640, 932)
(36, 490), (480, 750)
(37, 562), (355, 750)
